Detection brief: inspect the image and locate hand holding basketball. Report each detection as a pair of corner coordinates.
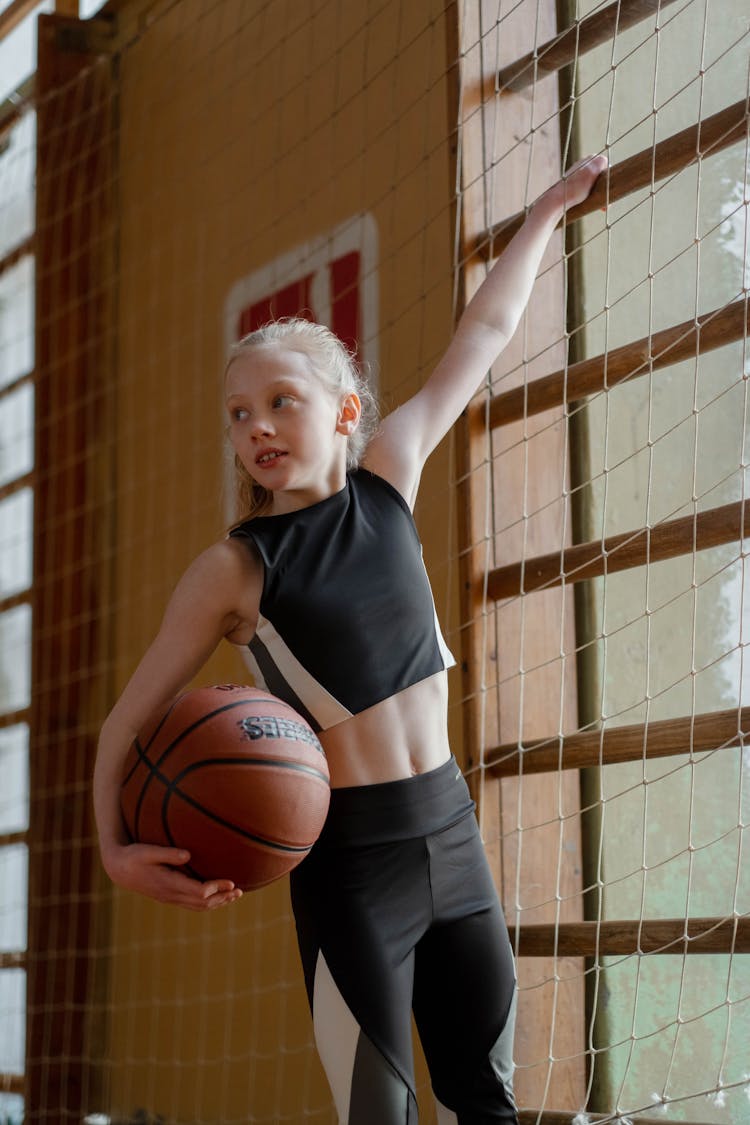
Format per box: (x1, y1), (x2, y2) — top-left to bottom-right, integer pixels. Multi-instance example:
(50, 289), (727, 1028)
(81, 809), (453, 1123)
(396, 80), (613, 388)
(120, 684), (330, 893)
(103, 839), (243, 911)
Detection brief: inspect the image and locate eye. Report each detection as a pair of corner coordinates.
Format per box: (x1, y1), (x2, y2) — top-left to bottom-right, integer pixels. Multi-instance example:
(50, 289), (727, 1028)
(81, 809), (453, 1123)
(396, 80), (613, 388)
(272, 394), (294, 409)
(229, 407), (249, 423)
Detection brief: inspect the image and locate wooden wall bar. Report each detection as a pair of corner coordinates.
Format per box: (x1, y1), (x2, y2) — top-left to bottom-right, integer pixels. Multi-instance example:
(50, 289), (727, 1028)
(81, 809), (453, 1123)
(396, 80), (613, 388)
(497, 0), (681, 91)
(487, 499), (749, 600)
(486, 705), (750, 776)
(510, 916), (750, 957)
(520, 1110), (713, 1125)
(476, 99), (749, 256)
(490, 298), (748, 427)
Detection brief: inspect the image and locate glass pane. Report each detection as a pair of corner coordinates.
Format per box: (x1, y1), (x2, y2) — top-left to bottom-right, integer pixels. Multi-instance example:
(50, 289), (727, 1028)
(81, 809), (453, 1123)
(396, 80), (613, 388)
(0, 605), (31, 713)
(0, 968), (25, 1073)
(0, 488), (32, 598)
(0, 2), (55, 105)
(80, 0), (108, 15)
(0, 724), (29, 833)
(0, 1093), (23, 1125)
(0, 255), (34, 391)
(0, 845), (27, 952)
(0, 382), (33, 489)
(0, 111), (35, 262)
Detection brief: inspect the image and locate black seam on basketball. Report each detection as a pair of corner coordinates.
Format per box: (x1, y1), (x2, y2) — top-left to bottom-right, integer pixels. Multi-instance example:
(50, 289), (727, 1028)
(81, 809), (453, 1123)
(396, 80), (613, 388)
(125, 697), (318, 830)
(124, 695), (325, 849)
(171, 756), (330, 787)
(129, 738), (157, 839)
(161, 755), (327, 853)
(162, 812), (178, 852)
(121, 739), (144, 787)
(125, 744), (327, 842)
(158, 817), (213, 886)
(128, 741), (188, 841)
(141, 693), (183, 754)
(159, 756), (326, 850)
(162, 779), (315, 854)
(123, 697), (190, 835)
(150, 697), (322, 772)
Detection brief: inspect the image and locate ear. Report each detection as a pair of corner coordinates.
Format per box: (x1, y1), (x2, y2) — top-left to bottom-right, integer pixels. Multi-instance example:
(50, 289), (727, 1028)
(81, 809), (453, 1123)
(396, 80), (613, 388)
(336, 392), (362, 436)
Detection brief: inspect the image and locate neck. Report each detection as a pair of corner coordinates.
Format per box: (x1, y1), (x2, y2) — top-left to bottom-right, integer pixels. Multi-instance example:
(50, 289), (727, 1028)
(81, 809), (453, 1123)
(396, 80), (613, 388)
(268, 469), (349, 516)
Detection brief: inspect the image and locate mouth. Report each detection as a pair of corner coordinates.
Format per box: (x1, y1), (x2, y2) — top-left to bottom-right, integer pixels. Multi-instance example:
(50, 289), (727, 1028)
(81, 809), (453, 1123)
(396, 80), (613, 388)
(255, 449), (287, 467)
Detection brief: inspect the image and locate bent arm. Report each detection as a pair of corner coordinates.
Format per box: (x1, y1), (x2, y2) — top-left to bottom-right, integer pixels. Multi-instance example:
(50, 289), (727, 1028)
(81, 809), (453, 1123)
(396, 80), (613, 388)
(364, 155), (608, 503)
(94, 538), (261, 908)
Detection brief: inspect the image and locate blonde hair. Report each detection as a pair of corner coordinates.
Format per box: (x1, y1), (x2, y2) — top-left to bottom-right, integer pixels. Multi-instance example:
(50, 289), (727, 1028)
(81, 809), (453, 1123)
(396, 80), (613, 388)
(225, 318), (379, 521)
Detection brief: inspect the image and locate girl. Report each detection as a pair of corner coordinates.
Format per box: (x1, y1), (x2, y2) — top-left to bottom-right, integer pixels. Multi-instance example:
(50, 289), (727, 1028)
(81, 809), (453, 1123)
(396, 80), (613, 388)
(94, 154), (607, 1124)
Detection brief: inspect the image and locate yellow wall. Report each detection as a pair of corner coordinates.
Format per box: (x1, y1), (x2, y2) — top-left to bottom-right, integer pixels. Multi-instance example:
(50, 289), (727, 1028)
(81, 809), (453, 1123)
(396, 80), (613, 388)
(107, 2), (459, 1120)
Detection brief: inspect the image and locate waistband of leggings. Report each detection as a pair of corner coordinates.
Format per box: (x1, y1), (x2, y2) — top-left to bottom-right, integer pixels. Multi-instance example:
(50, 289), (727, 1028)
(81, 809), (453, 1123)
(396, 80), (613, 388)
(318, 755), (475, 846)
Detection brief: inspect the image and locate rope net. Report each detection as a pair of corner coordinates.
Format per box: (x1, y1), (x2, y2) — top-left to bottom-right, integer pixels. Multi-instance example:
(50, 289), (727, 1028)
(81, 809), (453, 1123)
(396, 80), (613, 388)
(0, 0), (747, 1122)
(464, 1), (749, 1121)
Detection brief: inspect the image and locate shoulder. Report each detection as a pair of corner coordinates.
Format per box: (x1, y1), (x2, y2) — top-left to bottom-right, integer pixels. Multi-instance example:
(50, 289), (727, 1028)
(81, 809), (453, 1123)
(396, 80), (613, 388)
(172, 538), (262, 611)
(156, 537), (262, 648)
(196, 536), (261, 578)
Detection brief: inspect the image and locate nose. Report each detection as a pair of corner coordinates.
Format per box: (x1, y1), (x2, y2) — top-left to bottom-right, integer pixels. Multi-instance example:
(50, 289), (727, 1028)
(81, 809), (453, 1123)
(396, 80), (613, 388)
(250, 413), (275, 439)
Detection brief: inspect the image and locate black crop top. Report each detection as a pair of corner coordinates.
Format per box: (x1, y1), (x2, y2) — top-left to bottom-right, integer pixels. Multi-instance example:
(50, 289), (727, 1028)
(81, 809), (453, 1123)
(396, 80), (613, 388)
(228, 469), (455, 732)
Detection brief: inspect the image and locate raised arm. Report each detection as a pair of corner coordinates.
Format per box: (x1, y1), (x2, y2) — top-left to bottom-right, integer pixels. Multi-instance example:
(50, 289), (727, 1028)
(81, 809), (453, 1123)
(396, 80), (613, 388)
(363, 154), (608, 504)
(94, 537), (262, 910)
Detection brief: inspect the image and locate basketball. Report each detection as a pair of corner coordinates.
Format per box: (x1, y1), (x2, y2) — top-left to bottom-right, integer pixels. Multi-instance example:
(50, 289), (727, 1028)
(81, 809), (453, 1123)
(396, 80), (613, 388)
(120, 684), (330, 890)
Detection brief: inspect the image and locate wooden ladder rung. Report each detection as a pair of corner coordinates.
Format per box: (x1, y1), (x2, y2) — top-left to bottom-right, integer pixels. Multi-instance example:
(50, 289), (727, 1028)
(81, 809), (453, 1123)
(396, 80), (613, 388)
(520, 1111), (715, 1125)
(489, 299), (748, 428)
(485, 706), (750, 776)
(0, 1072), (24, 1095)
(0, 950), (26, 970)
(508, 916), (750, 957)
(474, 99), (749, 257)
(486, 499), (749, 601)
(497, 0), (682, 92)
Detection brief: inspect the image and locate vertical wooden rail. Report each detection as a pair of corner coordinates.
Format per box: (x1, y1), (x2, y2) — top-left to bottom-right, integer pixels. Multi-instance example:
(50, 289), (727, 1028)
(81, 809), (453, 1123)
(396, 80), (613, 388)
(28, 15), (115, 1123)
(452, 2), (585, 1112)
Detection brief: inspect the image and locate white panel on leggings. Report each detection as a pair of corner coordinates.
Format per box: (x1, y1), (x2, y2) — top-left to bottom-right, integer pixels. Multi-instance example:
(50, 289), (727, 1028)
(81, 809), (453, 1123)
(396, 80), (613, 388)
(313, 950), (360, 1123)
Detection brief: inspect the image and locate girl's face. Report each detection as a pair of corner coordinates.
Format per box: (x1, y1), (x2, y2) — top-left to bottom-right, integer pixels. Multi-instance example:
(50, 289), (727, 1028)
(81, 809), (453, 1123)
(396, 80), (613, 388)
(225, 345), (360, 512)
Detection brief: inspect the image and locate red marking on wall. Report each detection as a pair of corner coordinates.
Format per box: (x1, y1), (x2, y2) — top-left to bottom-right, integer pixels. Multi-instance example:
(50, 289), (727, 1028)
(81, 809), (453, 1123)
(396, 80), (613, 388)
(238, 274), (315, 338)
(329, 251), (360, 355)
(235, 251), (362, 360)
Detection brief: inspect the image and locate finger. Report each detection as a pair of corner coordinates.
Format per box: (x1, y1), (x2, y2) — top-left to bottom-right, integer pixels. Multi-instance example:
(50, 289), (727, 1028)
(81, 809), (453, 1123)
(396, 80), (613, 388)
(146, 867), (242, 909)
(139, 845), (191, 867)
(579, 153), (607, 170)
(566, 153), (607, 178)
(205, 890), (243, 910)
(175, 887), (242, 911)
(198, 879), (238, 897)
(587, 153), (608, 175)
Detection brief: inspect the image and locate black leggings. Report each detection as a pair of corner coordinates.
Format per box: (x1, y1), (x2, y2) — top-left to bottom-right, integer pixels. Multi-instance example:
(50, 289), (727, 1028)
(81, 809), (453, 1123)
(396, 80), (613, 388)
(290, 757), (519, 1124)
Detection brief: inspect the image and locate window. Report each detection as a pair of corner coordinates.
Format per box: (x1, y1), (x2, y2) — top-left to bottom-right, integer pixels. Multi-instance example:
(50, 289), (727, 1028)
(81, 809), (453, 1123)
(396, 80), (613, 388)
(0, 102), (35, 1125)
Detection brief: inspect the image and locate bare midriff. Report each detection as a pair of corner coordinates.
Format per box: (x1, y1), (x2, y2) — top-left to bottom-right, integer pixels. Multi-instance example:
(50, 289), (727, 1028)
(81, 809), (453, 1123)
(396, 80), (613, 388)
(319, 670), (452, 788)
